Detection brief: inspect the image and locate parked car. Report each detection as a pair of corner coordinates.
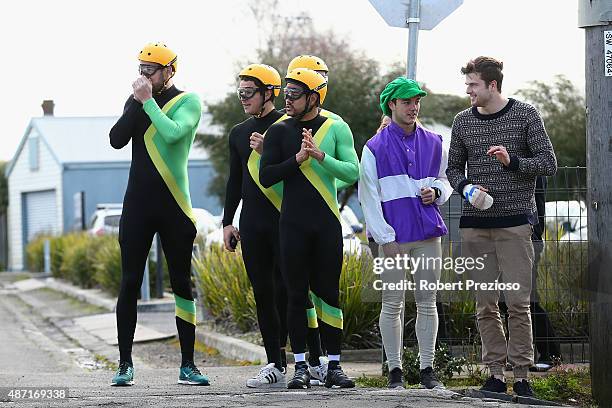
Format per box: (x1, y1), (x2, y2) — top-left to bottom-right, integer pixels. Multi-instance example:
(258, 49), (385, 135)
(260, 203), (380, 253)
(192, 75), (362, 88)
(340, 205), (363, 234)
(544, 200), (588, 241)
(89, 204), (220, 238)
(88, 204), (122, 236)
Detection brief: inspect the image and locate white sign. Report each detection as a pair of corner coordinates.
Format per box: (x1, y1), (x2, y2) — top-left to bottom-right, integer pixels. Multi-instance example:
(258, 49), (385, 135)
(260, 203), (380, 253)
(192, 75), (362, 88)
(368, 0), (463, 30)
(605, 31), (612, 77)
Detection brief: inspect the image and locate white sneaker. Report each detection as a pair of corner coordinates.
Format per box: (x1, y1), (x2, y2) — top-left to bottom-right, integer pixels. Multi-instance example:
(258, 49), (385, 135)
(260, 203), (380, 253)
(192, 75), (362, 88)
(309, 356), (328, 386)
(246, 363), (286, 388)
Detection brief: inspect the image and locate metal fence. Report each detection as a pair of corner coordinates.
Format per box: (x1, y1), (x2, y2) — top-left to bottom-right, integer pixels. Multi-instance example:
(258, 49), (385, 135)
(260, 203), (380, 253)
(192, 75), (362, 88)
(400, 167), (589, 364)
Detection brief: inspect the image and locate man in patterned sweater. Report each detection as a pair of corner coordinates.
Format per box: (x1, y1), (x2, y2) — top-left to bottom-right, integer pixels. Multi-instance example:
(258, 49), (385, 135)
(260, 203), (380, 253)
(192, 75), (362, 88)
(446, 56), (557, 397)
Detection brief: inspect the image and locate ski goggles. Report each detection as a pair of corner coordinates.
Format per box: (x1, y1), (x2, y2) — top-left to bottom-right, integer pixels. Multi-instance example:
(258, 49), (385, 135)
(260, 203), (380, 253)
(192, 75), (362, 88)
(283, 86), (307, 101)
(139, 64), (164, 77)
(236, 87), (259, 100)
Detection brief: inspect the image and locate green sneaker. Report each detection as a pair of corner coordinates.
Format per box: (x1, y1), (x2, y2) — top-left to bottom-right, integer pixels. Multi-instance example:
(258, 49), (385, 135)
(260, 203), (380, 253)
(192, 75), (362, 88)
(111, 361), (134, 386)
(178, 361), (210, 386)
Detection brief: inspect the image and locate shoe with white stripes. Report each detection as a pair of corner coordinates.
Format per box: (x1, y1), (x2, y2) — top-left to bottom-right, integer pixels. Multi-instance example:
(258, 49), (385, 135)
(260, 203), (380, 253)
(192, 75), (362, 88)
(246, 363), (286, 388)
(309, 356), (328, 386)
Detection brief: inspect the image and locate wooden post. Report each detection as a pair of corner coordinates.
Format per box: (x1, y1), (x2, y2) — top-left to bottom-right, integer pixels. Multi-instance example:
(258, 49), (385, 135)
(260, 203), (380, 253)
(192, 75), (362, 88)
(585, 22), (612, 407)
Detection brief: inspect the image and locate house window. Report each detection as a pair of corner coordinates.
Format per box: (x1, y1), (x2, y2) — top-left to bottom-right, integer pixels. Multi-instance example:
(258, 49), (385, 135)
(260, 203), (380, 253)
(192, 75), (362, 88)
(29, 136), (39, 171)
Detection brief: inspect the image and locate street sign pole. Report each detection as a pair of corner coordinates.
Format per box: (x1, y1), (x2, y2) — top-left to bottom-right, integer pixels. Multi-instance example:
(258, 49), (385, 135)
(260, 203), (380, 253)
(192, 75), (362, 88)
(368, 0), (463, 80)
(407, 0), (420, 79)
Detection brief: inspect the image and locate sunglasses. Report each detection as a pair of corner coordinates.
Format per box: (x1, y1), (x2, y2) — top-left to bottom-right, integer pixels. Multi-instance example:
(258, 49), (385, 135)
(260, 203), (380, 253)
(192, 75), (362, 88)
(139, 64), (164, 77)
(283, 87), (307, 101)
(236, 87), (260, 100)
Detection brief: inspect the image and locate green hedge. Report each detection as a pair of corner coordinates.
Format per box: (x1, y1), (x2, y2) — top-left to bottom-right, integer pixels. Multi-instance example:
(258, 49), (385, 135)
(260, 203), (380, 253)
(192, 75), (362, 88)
(192, 244), (381, 349)
(25, 233), (168, 297)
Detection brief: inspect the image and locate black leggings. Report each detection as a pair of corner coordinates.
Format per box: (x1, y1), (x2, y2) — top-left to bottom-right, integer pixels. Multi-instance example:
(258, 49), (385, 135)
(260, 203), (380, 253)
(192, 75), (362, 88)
(240, 214), (287, 367)
(116, 196), (196, 364)
(280, 218), (343, 356)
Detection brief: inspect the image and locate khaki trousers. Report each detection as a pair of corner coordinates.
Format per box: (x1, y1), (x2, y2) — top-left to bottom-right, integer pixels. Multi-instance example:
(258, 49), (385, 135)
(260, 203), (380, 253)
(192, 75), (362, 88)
(461, 224), (534, 377)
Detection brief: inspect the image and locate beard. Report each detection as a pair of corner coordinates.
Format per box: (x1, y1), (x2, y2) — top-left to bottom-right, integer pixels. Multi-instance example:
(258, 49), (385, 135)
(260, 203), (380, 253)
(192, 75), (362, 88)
(152, 81), (165, 94)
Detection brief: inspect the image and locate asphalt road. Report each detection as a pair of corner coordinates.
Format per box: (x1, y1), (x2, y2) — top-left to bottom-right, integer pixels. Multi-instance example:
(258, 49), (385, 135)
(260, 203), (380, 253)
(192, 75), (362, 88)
(0, 284), (554, 408)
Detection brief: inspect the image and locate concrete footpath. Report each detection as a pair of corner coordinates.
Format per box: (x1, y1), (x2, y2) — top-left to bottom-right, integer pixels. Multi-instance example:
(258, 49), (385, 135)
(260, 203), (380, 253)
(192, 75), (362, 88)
(0, 272), (564, 407)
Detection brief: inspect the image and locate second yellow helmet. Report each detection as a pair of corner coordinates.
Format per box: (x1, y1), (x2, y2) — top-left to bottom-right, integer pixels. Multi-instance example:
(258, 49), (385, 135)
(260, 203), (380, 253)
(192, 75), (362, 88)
(285, 68), (327, 105)
(287, 55), (328, 74)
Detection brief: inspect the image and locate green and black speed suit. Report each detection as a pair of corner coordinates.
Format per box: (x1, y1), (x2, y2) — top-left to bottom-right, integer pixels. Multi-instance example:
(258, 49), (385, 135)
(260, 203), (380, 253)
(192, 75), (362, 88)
(222, 109), (288, 369)
(109, 86), (201, 365)
(259, 114), (359, 356)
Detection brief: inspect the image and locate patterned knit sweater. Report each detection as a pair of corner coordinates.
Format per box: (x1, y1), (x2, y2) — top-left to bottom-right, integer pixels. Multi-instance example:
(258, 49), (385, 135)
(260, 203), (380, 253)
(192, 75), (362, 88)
(446, 98), (557, 228)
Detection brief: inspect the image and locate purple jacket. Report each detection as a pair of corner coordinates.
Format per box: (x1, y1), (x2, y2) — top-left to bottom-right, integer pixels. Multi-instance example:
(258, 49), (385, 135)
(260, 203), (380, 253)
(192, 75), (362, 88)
(359, 122), (451, 244)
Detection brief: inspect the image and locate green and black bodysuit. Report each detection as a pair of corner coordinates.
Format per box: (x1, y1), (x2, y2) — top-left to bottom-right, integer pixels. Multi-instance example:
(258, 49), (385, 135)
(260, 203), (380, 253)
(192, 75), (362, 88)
(259, 113), (359, 356)
(109, 85), (201, 364)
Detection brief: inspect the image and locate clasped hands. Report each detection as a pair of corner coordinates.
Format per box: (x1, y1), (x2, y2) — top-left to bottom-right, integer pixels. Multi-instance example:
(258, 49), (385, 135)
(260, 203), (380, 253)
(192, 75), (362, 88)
(296, 128), (324, 164)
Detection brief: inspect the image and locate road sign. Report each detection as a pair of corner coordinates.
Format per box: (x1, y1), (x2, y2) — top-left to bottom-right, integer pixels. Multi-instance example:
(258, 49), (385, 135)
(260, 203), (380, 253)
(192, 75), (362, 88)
(368, 0), (463, 30)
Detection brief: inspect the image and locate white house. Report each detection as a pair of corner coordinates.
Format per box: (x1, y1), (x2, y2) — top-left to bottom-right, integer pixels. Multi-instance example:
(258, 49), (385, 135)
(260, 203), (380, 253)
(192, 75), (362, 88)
(5, 102), (222, 271)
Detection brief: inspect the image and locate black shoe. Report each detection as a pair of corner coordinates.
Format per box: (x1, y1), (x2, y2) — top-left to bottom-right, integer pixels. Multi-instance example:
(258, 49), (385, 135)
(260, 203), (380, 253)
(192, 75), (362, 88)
(513, 379), (534, 397)
(420, 367), (443, 389)
(480, 376), (507, 393)
(324, 365), (355, 388)
(287, 363), (311, 389)
(388, 367), (404, 389)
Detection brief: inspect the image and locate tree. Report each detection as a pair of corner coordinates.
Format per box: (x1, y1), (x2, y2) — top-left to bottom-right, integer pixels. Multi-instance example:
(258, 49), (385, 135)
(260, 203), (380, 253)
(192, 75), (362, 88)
(197, 3), (472, 205)
(516, 75), (586, 167)
(418, 90), (469, 128)
(197, 13), (403, 205)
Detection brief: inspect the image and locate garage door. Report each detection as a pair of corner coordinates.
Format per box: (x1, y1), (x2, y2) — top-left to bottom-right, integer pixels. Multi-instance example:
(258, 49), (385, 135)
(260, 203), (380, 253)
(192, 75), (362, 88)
(24, 190), (58, 242)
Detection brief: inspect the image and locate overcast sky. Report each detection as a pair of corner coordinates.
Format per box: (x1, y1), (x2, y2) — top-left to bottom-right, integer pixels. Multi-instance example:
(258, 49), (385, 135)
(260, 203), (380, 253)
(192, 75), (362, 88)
(1, 0), (584, 161)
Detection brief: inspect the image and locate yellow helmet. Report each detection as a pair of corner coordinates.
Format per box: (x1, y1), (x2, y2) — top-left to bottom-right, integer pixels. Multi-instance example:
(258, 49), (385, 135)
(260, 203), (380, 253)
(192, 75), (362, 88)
(138, 43), (178, 73)
(285, 68), (327, 105)
(238, 64), (282, 97)
(287, 55), (328, 74)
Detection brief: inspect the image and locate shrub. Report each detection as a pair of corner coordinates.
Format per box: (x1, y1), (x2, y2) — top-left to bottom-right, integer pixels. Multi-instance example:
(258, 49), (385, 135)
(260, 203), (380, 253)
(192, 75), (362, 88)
(25, 235), (47, 272)
(193, 245), (383, 348)
(59, 233), (100, 288)
(401, 343), (466, 384)
(340, 253), (381, 349)
(192, 244), (257, 332)
(92, 236), (122, 296)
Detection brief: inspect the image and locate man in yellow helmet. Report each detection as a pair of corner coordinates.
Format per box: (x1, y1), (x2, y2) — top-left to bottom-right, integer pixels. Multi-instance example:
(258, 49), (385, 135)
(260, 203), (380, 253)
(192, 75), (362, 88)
(287, 55), (342, 122)
(285, 55), (350, 385)
(222, 64), (288, 388)
(109, 43), (209, 387)
(260, 68), (359, 389)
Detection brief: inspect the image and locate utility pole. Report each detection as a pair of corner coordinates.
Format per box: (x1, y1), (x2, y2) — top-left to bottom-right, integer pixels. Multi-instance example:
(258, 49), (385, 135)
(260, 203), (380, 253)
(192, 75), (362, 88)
(579, 1), (612, 406)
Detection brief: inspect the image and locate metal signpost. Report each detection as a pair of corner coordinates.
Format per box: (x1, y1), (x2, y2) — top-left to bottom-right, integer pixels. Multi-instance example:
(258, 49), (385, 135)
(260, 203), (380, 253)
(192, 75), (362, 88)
(368, 0), (463, 79)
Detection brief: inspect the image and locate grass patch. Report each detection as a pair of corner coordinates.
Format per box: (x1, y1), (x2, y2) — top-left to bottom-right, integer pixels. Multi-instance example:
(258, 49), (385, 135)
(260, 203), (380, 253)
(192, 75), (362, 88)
(94, 353), (118, 371)
(0, 272), (33, 283)
(445, 377), (485, 388)
(530, 367), (594, 407)
(355, 375), (387, 388)
(33, 287), (107, 315)
(194, 339), (220, 356)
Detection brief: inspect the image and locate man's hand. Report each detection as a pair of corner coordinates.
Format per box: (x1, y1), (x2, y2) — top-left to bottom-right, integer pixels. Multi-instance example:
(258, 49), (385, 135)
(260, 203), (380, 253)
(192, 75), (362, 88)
(302, 128), (324, 162)
(487, 145), (510, 166)
(381, 241), (400, 258)
(222, 225), (240, 252)
(250, 132), (264, 154)
(132, 76), (153, 104)
(295, 140), (309, 164)
(420, 187), (436, 205)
